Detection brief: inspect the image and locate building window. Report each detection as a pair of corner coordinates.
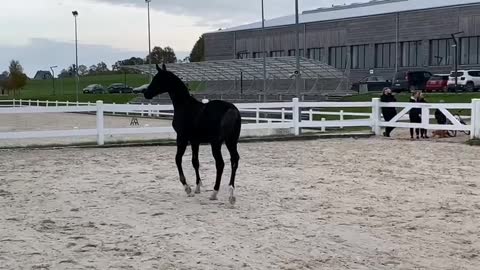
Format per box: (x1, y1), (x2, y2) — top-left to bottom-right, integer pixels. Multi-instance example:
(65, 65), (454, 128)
(270, 50), (284, 57)
(252, 52), (265, 58)
(307, 48), (324, 62)
(401, 41), (422, 67)
(430, 39), (454, 66)
(288, 49), (304, 57)
(329, 46), (347, 69)
(237, 52), (249, 59)
(460, 36), (480, 65)
(375, 43), (396, 68)
(351, 45), (367, 69)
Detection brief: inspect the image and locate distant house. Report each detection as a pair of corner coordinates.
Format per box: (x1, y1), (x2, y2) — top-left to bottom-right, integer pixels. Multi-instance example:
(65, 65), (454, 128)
(33, 70), (53, 80)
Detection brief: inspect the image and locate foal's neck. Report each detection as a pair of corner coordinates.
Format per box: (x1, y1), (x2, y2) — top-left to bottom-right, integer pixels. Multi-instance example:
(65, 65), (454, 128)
(167, 77), (197, 109)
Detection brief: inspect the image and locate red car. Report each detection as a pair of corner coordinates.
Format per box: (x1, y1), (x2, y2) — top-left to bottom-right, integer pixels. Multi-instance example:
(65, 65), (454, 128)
(426, 74), (449, 92)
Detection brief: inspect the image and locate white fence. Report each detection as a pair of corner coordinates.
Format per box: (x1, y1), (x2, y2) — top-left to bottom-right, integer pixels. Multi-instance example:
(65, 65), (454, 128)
(0, 98), (479, 145)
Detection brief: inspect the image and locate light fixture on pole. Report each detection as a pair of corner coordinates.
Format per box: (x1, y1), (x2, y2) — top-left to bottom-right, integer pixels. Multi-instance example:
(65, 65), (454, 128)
(295, 0), (301, 98)
(72, 10), (79, 102)
(261, 0), (267, 102)
(50, 65), (57, 95)
(146, 0), (152, 81)
(451, 31), (464, 92)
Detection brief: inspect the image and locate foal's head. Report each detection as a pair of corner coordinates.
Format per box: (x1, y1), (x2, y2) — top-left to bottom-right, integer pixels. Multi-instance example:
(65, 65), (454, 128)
(144, 63), (179, 99)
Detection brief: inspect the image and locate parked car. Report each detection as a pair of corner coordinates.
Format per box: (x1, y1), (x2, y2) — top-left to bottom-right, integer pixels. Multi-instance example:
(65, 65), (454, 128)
(106, 83), (133, 94)
(351, 76), (391, 92)
(82, 84), (105, 94)
(391, 71), (432, 92)
(425, 74), (449, 92)
(133, 84), (149, 94)
(447, 70), (480, 92)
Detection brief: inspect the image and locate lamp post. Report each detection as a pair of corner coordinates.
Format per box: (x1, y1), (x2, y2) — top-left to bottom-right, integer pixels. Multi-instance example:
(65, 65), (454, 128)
(451, 31), (464, 92)
(261, 0), (267, 102)
(295, 0), (301, 98)
(146, 0), (152, 80)
(50, 65), (57, 95)
(72, 10), (79, 102)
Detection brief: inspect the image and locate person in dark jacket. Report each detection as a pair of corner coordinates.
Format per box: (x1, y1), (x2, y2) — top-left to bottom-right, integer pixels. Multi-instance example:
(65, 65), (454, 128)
(409, 91), (421, 139)
(380, 87), (397, 137)
(418, 93), (429, 139)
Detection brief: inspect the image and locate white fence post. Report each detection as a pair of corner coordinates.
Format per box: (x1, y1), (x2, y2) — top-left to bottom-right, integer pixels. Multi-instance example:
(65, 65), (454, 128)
(148, 103), (152, 117)
(112, 102), (116, 115)
(472, 99), (480, 139)
(126, 102), (130, 116)
(256, 107), (260, 124)
(46, 100), (49, 107)
(96, 100), (105, 146)
(321, 118), (326, 132)
(55, 100), (59, 107)
(421, 106), (430, 130)
(340, 110), (344, 129)
(292, 98), (300, 136)
(371, 98), (381, 136)
(28, 100), (31, 106)
(281, 108), (285, 123)
(12, 99), (15, 107)
(309, 109), (313, 121)
(19, 99), (22, 106)
(36, 100), (39, 107)
(141, 103), (145, 117)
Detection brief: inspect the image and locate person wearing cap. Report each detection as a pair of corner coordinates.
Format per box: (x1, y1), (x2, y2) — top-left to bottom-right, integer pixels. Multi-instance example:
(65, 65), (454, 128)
(380, 87), (397, 137)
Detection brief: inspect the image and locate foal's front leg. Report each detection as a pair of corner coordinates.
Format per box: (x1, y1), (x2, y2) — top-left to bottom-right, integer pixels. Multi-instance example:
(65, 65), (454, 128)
(191, 143), (202, 194)
(176, 141), (193, 196)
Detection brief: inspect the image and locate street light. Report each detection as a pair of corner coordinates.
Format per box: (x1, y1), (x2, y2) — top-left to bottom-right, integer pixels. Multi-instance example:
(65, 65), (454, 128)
(50, 65), (57, 95)
(146, 0), (152, 80)
(451, 31), (464, 92)
(72, 10), (79, 102)
(261, 0), (267, 102)
(295, 0), (301, 98)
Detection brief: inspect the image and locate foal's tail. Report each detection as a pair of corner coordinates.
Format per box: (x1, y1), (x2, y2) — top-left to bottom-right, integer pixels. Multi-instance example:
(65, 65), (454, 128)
(221, 107), (242, 143)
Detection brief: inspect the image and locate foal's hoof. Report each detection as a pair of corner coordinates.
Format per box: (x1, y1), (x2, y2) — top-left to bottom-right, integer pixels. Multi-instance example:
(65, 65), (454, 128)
(210, 191), (219, 201)
(184, 185), (194, 197)
(195, 185), (201, 194)
(229, 196), (236, 205)
(228, 186), (236, 205)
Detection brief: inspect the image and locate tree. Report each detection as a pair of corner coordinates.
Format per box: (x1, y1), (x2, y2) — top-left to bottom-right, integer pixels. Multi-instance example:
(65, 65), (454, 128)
(78, 65), (88, 76)
(146, 46), (177, 64)
(189, 35), (205, 62)
(88, 65), (97, 75)
(7, 60), (27, 95)
(96, 62), (109, 73)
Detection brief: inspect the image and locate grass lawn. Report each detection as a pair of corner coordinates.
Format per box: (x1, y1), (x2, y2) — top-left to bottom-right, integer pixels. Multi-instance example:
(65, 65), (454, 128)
(0, 73), (205, 104)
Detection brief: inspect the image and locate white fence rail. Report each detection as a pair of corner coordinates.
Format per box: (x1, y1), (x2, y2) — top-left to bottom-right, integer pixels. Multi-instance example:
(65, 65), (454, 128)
(1, 98), (479, 145)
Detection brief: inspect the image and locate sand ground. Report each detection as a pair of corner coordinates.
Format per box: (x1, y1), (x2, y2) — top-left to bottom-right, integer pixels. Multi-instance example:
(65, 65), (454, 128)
(1, 138), (479, 269)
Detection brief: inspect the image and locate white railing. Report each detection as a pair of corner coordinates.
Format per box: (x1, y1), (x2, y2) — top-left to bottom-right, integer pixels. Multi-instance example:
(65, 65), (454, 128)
(1, 98), (479, 145)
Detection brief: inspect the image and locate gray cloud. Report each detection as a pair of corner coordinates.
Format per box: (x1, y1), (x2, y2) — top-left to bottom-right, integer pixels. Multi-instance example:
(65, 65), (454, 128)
(0, 38), (188, 77)
(90, 0), (366, 29)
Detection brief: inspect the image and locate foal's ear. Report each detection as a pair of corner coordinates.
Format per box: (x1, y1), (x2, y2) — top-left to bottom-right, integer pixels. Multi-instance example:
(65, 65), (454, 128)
(156, 64), (161, 72)
(162, 63), (167, 71)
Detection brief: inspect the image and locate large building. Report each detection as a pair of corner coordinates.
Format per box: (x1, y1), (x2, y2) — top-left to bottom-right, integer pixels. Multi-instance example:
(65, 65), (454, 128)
(204, 0), (480, 92)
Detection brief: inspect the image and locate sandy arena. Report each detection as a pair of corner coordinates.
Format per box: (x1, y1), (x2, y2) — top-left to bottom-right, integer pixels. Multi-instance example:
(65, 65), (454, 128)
(1, 138), (479, 269)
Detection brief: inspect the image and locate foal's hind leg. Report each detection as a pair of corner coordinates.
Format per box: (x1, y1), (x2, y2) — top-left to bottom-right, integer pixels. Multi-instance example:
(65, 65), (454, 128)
(191, 143), (202, 194)
(210, 142), (224, 201)
(176, 141), (193, 196)
(226, 141), (240, 205)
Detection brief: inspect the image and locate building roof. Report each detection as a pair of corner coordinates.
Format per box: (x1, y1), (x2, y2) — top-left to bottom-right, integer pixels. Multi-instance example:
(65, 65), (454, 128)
(124, 57), (346, 81)
(213, 0), (480, 33)
(33, 70), (52, 79)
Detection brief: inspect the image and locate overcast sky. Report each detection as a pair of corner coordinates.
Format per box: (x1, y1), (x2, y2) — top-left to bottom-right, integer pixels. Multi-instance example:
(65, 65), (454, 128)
(0, 0), (365, 76)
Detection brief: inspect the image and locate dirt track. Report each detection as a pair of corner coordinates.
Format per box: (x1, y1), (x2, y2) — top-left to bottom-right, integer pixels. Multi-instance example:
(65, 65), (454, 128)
(1, 138), (479, 269)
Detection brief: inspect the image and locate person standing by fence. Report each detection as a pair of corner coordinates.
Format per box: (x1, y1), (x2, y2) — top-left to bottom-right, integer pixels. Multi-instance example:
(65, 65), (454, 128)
(418, 93), (429, 139)
(409, 91), (422, 139)
(380, 87), (397, 137)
